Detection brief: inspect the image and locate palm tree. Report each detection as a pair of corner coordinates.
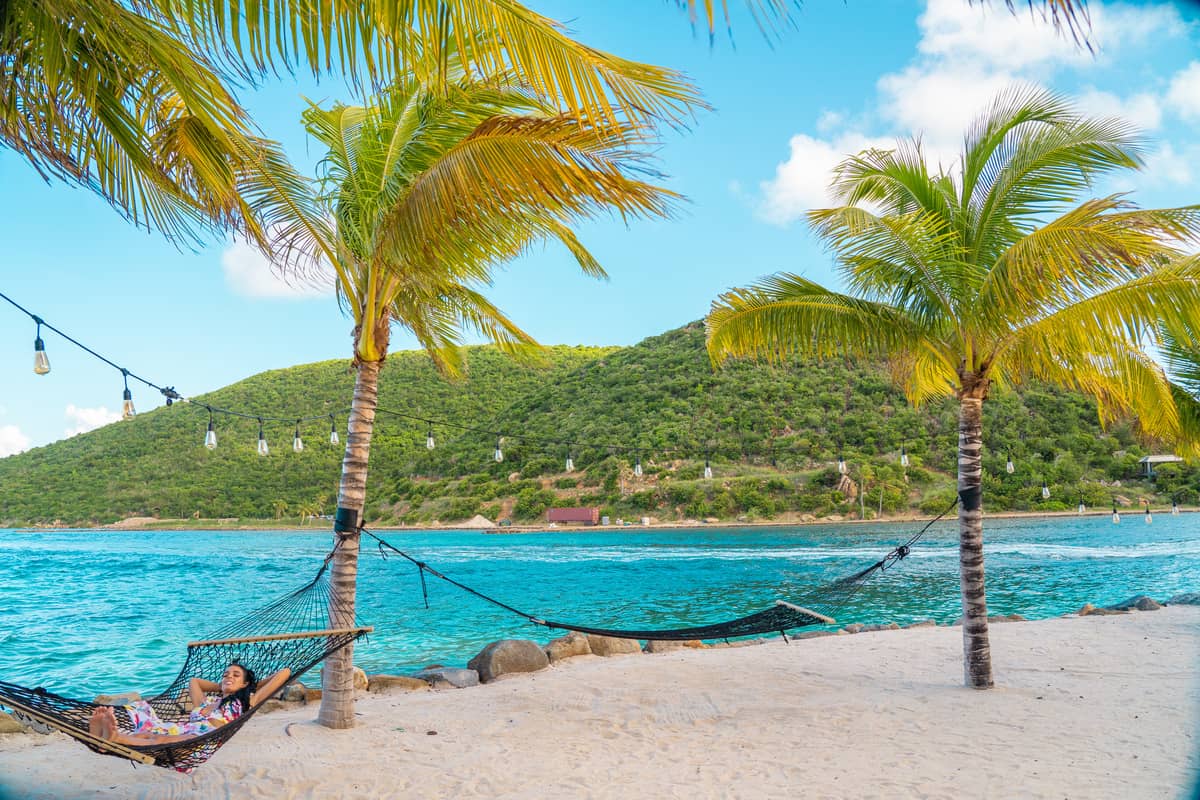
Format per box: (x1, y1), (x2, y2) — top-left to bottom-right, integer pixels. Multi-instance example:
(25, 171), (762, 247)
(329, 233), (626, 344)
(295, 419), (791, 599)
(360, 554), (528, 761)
(244, 67), (678, 727)
(2, 1), (701, 243)
(706, 88), (1200, 689)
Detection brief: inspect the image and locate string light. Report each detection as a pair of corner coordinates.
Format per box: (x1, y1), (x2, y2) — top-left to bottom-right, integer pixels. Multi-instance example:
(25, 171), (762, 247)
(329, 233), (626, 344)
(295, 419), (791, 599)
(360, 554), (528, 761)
(1041, 483), (1050, 500)
(329, 415), (340, 446)
(1144, 505), (1152, 525)
(32, 317), (50, 375)
(1172, 499), (1180, 515)
(494, 437), (504, 463)
(293, 421), (304, 453)
(426, 423), (435, 450)
(257, 418), (269, 457)
(1112, 501), (1120, 524)
(565, 447), (574, 472)
(205, 408), (217, 450)
(1077, 497), (1085, 515)
(704, 453), (713, 480)
(1005, 454), (1015, 474)
(837, 453), (847, 474)
(900, 446), (909, 468)
(634, 454), (642, 477)
(121, 370), (136, 420)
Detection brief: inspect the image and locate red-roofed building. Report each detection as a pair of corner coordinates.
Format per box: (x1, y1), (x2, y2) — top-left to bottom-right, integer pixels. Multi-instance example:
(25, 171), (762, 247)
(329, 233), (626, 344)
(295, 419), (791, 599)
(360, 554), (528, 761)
(546, 507), (600, 525)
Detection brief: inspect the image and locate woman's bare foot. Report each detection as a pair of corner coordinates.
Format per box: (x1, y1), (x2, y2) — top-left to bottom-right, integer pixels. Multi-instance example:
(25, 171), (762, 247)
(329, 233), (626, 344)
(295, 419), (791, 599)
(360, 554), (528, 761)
(89, 707), (115, 740)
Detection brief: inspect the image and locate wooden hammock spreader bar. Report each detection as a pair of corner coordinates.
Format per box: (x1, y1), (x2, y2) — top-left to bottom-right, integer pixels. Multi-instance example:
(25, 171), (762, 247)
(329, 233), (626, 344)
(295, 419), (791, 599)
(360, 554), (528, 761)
(774, 601), (836, 625)
(0, 697), (156, 765)
(188, 626), (373, 648)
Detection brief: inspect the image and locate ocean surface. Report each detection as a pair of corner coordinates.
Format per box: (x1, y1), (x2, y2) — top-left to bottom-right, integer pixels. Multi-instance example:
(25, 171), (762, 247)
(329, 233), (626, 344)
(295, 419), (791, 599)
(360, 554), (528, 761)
(1, 513), (1196, 699)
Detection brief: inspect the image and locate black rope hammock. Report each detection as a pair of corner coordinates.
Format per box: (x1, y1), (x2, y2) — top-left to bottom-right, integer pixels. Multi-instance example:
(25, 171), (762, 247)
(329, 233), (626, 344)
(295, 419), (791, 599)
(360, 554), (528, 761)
(0, 546), (371, 772)
(362, 496), (960, 643)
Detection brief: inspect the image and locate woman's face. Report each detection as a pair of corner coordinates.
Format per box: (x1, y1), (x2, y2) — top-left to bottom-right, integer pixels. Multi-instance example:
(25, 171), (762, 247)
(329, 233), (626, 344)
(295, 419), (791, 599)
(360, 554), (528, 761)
(219, 665), (249, 695)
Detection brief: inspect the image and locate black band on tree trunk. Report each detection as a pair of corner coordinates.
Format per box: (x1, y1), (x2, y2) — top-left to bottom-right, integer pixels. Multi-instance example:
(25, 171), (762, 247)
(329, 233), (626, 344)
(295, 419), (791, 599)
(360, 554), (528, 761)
(958, 486), (982, 512)
(333, 506), (360, 533)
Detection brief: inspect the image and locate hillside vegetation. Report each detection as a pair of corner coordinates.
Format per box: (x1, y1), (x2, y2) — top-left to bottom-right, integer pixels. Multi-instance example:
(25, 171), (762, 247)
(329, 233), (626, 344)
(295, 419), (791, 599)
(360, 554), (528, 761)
(0, 324), (1192, 526)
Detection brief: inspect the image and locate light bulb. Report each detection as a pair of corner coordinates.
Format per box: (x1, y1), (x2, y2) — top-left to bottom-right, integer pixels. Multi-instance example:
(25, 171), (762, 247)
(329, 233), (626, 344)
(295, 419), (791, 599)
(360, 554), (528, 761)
(1112, 507), (1120, 524)
(704, 459), (713, 480)
(634, 457), (642, 477)
(565, 455), (574, 472)
(33, 335), (50, 375)
(1172, 501), (1179, 515)
(1078, 502), (1085, 515)
(1041, 484), (1050, 499)
(494, 439), (503, 462)
(330, 417), (340, 446)
(205, 420), (217, 450)
(258, 422), (269, 456)
(900, 447), (909, 468)
(837, 456), (846, 474)
(293, 426), (304, 453)
(122, 387), (136, 420)
(1144, 507), (1152, 524)
(426, 425), (435, 450)
(1005, 456), (1015, 474)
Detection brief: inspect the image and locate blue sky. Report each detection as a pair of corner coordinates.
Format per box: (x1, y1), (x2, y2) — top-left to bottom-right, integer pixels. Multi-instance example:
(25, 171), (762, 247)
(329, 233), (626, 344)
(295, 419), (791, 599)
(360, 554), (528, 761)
(1, 0), (1198, 454)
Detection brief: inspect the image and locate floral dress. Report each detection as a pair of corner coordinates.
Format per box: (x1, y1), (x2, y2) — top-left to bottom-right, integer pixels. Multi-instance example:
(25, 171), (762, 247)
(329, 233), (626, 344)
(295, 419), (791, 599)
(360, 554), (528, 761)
(123, 694), (244, 738)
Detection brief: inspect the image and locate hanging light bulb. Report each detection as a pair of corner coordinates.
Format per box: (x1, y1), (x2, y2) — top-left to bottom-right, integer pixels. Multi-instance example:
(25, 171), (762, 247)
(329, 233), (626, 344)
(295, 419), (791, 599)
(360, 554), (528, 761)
(293, 421), (304, 453)
(121, 370), (136, 420)
(204, 409), (217, 450)
(1041, 483), (1050, 500)
(1172, 499), (1180, 515)
(257, 419), (269, 456)
(900, 446), (909, 467)
(32, 318), (50, 375)
(1112, 503), (1120, 524)
(634, 455), (642, 477)
(329, 415), (339, 446)
(837, 454), (847, 474)
(1144, 505), (1152, 524)
(704, 453), (713, 480)
(565, 448), (574, 472)
(1077, 498), (1085, 515)
(494, 437), (504, 462)
(1005, 454), (1015, 474)
(426, 423), (435, 450)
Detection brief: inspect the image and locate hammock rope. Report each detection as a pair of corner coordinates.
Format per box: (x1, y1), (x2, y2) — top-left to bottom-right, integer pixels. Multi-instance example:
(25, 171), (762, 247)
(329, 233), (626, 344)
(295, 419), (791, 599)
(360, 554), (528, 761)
(0, 544), (372, 772)
(361, 496), (959, 642)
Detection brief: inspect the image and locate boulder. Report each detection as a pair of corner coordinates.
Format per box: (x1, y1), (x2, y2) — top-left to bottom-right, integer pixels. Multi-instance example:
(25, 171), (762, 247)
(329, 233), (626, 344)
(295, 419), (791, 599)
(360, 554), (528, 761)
(467, 639), (550, 683)
(317, 666), (369, 691)
(303, 687), (323, 702)
(279, 683), (308, 703)
(842, 623), (865, 634)
(93, 692), (141, 706)
(257, 699), (289, 714)
(368, 675), (431, 693)
(411, 668), (479, 689)
(1106, 595), (1163, 612)
(1076, 603), (1128, 617)
(989, 614), (1026, 623)
(1167, 592), (1200, 606)
(544, 631), (591, 663)
(861, 622), (901, 632)
(902, 620), (937, 629)
(0, 711), (27, 734)
(644, 639), (695, 653)
(585, 634), (643, 657)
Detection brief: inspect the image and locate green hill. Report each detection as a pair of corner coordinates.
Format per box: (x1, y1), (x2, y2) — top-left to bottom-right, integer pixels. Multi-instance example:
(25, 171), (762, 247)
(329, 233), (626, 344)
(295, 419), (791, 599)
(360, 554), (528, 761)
(0, 323), (1193, 526)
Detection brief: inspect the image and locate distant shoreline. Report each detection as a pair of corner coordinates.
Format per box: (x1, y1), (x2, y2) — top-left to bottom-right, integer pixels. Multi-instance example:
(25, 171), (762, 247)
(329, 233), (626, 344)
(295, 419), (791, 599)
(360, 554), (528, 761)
(8, 506), (1192, 534)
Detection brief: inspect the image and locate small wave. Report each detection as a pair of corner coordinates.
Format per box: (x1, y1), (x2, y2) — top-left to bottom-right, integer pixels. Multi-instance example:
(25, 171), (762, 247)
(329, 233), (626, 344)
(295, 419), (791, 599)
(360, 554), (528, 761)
(984, 540), (1200, 559)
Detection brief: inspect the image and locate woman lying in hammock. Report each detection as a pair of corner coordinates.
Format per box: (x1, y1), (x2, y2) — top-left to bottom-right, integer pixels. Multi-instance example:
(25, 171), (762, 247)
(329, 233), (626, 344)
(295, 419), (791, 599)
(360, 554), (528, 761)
(87, 662), (291, 745)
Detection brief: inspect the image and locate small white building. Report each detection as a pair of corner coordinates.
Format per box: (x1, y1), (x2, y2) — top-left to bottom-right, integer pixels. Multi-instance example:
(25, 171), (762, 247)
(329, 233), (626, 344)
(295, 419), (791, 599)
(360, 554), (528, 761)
(1139, 454), (1184, 477)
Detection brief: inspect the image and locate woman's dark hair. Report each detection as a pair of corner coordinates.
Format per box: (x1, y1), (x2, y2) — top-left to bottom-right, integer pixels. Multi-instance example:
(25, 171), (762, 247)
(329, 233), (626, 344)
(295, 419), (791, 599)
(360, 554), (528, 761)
(218, 661), (256, 713)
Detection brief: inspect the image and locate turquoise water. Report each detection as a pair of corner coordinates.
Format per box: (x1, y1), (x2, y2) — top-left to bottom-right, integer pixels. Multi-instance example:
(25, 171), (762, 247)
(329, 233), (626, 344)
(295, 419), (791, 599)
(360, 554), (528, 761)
(1, 514), (1196, 699)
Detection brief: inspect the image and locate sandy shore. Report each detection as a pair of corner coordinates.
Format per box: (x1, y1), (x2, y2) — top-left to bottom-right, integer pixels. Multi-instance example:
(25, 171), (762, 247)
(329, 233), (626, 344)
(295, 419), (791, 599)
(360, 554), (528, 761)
(2, 607), (1198, 800)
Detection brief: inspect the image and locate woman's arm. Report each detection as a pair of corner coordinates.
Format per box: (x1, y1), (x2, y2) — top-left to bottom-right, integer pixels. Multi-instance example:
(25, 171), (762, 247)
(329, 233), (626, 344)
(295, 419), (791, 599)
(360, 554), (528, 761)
(249, 668), (292, 707)
(188, 677), (220, 708)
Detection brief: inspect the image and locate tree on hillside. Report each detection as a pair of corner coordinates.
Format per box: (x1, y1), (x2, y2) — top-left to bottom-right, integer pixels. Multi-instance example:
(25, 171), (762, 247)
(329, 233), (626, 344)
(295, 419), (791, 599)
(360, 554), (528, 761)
(243, 61), (678, 727)
(705, 88), (1200, 689)
(2, 1), (700, 243)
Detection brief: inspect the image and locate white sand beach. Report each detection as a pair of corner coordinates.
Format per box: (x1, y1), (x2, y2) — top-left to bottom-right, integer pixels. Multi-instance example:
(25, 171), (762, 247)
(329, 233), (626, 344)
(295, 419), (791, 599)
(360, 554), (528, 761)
(2, 606), (1198, 800)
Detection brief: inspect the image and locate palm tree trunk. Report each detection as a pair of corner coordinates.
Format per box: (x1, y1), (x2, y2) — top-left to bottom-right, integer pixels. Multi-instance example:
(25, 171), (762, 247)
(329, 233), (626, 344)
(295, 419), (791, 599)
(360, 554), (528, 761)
(318, 358), (382, 728)
(957, 395), (993, 689)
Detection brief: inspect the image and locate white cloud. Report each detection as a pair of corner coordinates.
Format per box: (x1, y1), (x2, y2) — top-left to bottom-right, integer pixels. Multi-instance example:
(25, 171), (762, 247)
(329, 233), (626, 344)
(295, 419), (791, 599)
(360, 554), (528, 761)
(1166, 61), (1200, 121)
(758, 132), (894, 224)
(1140, 142), (1196, 187)
(916, 0), (1086, 71)
(1076, 88), (1162, 131)
(220, 240), (335, 300)
(0, 425), (30, 458)
(64, 405), (121, 437)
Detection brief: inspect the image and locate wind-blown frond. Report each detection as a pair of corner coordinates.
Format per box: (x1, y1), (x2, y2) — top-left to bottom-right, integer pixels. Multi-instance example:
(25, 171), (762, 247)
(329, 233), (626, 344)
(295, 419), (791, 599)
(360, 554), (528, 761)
(705, 273), (934, 366)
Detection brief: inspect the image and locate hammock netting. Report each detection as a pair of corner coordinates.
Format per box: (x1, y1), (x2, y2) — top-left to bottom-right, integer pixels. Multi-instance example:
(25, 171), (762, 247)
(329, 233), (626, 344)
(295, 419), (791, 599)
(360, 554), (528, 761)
(0, 557), (370, 772)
